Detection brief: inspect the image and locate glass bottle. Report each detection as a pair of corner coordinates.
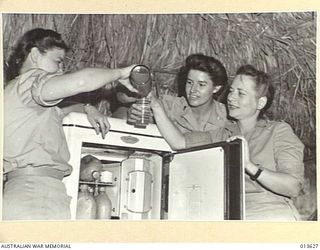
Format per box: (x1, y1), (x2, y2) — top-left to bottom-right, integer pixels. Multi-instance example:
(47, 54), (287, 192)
(76, 184), (97, 220)
(128, 65), (152, 128)
(95, 187), (112, 219)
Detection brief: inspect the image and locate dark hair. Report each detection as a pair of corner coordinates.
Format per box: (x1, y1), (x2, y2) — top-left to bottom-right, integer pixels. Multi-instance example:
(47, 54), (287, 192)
(5, 28), (69, 82)
(235, 64), (274, 116)
(177, 53), (228, 100)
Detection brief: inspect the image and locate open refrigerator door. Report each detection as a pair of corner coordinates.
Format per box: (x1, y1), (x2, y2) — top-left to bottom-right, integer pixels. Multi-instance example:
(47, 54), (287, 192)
(62, 112), (244, 221)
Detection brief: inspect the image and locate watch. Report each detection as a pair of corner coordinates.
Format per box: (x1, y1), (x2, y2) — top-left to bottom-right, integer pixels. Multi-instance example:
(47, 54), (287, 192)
(250, 166), (263, 181)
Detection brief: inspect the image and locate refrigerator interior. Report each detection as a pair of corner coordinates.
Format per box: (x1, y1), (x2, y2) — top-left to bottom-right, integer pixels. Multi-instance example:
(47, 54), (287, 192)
(62, 112), (244, 221)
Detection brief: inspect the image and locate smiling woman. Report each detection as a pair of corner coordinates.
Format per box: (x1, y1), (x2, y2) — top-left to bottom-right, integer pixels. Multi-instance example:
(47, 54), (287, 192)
(128, 53), (228, 150)
(228, 75), (267, 121)
(187, 65), (305, 220)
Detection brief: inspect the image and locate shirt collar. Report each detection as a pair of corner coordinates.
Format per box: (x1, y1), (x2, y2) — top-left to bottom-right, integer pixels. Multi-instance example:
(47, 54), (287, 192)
(180, 99), (224, 123)
(207, 100), (226, 125)
(224, 117), (269, 133)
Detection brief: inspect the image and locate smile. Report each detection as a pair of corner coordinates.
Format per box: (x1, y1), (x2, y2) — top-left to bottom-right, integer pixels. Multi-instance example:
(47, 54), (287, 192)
(228, 104), (239, 109)
(188, 95), (200, 99)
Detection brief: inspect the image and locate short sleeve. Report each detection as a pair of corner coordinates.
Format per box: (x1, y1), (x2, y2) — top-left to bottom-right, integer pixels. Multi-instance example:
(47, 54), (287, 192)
(30, 70), (63, 106)
(17, 69), (63, 107)
(159, 95), (187, 120)
(273, 122), (305, 184)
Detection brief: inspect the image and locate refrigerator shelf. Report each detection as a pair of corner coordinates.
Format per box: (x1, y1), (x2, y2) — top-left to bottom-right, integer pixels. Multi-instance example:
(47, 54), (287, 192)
(79, 181), (114, 186)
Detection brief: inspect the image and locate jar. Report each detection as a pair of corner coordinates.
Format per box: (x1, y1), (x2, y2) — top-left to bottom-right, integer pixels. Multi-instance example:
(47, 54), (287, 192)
(76, 184), (97, 219)
(95, 187), (112, 219)
(133, 97), (152, 128)
(80, 155), (102, 182)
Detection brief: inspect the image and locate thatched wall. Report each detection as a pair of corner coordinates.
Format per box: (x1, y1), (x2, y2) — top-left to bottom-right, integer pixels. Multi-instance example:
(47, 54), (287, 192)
(3, 13), (316, 151)
(2, 12), (317, 219)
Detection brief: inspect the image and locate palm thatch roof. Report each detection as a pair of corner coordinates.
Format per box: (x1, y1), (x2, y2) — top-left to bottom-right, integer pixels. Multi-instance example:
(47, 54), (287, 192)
(3, 12), (316, 154)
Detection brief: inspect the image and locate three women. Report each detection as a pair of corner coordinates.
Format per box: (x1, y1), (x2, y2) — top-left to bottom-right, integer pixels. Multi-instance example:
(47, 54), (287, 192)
(4, 27), (305, 221)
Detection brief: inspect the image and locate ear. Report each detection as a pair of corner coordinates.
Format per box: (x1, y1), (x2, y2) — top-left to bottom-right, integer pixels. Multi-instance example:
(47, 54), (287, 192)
(257, 96), (267, 110)
(29, 47), (41, 63)
(212, 85), (222, 94)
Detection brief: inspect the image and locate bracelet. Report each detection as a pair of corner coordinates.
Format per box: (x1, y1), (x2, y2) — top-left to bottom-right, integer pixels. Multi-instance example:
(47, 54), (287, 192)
(250, 166), (263, 181)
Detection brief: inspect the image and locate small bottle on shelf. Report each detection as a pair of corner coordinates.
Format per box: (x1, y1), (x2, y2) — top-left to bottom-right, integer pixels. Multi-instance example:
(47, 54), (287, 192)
(95, 187), (112, 219)
(76, 184), (97, 220)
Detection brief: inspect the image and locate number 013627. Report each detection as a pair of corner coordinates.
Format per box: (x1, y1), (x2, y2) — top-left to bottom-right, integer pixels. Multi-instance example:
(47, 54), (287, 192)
(300, 244), (319, 248)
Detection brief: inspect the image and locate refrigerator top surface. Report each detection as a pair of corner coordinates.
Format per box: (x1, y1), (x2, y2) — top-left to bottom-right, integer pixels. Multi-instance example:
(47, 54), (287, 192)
(63, 112), (164, 137)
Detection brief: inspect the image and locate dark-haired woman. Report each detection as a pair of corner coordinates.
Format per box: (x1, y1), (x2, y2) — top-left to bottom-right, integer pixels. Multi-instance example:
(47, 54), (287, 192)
(3, 28), (137, 220)
(187, 65), (305, 220)
(129, 54), (229, 149)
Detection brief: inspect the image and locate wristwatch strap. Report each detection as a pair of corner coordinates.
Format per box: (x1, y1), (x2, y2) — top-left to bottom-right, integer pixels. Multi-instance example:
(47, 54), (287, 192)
(250, 167), (263, 181)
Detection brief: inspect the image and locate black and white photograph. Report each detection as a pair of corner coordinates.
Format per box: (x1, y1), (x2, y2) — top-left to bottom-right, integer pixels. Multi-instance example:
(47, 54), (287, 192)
(1, 11), (317, 226)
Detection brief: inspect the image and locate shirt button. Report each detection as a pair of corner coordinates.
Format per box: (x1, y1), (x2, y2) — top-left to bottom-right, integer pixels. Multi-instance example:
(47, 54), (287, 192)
(217, 116), (221, 120)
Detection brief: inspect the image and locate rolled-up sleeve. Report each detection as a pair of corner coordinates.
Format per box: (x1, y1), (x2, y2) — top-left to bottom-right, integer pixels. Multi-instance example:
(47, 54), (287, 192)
(30, 70), (63, 106)
(17, 69), (63, 107)
(274, 122), (305, 184)
(160, 95), (186, 121)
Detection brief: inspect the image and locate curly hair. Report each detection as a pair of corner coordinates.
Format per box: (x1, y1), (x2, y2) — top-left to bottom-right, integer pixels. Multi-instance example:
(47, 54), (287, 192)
(5, 28), (68, 82)
(177, 53), (228, 100)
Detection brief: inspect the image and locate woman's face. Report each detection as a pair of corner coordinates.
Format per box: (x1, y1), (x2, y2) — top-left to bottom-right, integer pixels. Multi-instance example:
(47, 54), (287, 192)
(36, 47), (65, 73)
(227, 74), (261, 120)
(185, 69), (217, 107)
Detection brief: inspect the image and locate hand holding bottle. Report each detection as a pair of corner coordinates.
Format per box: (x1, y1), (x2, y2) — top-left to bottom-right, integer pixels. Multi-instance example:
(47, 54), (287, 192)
(115, 65), (139, 93)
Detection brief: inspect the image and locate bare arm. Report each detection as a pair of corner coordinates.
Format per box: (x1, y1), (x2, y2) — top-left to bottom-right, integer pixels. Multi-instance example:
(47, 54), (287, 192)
(228, 134), (303, 198)
(246, 161), (301, 197)
(150, 98), (186, 150)
(41, 66), (136, 101)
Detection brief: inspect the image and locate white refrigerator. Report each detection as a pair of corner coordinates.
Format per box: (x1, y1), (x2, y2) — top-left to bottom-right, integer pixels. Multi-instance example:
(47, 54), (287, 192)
(62, 112), (245, 220)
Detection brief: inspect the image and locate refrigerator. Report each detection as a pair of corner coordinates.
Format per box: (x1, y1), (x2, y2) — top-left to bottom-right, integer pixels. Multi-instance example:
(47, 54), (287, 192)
(62, 112), (244, 220)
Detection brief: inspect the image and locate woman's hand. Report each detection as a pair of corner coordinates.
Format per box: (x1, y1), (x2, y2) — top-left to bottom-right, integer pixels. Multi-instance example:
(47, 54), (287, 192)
(126, 92), (160, 125)
(226, 135), (250, 163)
(226, 135), (301, 197)
(84, 104), (110, 139)
(127, 103), (141, 125)
(226, 135), (258, 175)
(149, 92), (163, 112)
(117, 65), (138, 93)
